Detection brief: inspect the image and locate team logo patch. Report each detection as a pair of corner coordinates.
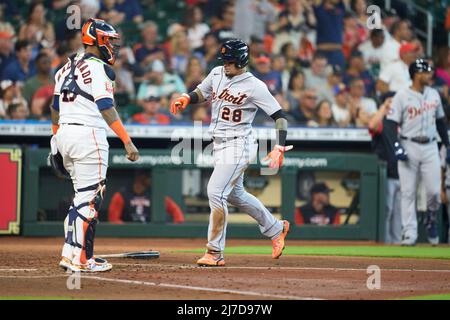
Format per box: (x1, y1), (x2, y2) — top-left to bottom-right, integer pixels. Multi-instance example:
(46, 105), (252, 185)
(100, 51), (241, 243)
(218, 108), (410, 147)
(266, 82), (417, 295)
(105, 81), (114, 94)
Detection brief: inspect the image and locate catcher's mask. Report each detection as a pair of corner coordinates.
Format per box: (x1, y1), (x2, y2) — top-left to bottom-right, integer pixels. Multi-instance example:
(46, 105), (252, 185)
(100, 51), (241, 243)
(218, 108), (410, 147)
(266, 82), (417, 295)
(82, 18), (121, 65)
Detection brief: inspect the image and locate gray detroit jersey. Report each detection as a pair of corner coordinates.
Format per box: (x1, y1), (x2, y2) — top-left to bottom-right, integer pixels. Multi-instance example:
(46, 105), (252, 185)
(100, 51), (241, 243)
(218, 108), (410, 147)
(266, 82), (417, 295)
(387, 86), (445, 138)
(197, 66), (281, 138)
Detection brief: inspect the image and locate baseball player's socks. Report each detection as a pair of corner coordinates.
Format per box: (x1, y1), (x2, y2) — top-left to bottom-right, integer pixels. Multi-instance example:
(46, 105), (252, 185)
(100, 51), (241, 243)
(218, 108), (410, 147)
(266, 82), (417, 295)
(197, 250), (225, 267)
(272, 220), (290, 259)
(425, 210), (439, 245)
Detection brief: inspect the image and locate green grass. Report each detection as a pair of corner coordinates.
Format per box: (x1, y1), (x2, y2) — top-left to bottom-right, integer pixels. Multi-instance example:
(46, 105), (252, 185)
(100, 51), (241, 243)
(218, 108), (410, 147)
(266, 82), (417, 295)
(0, 296), (75, 300)
(400, 293), (450, 300)
(180, 245), (450, 260)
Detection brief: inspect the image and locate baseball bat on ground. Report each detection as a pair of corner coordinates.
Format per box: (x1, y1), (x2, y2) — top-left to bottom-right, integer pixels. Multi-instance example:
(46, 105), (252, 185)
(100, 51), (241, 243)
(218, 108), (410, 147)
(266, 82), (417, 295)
(97, 250), (160, 259)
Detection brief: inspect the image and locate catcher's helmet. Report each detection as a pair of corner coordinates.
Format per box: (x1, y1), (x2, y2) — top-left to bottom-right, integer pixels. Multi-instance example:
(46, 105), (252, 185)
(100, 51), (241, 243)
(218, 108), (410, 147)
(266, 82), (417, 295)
(218, 39), (249, 69)
(409, 59), (433, 79)
(82, 18), (120, 65)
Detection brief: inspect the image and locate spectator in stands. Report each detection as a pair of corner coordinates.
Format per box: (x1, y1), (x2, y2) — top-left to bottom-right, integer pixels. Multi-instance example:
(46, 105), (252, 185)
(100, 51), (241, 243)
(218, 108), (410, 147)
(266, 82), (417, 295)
(348, 78), (376, 128)
(211, 2), (236, 43)
(66, 31), (84, 55)
(190, 104), (210, 124)
(290, 88), (318, 125)
(377, 42), (418, 94)
(317, 65), (343, 103)
(18, 2), (55, 57)
(22, 53), (54, 105)
(30, 83), (54, 120)
(331, 83), (352, 127)
(169, 29), (191, 76)
(253, 55), (282, 94)
(233, 0), (277, 43)
(6, 102), (29, 120)
(358, 29), (385, 77)
(342, 12), (367, 60)
(194, 31), (220, 73)
(295, 182), (341, 225)
(184, 56), (206, 92)
(286, 70), (306, 112)
(115, 0), (143, 24)
(343, 50), (375, 97)
(131, 96), (171, 125)
(435, 47), (450, 87)
(350, 0), (370, 37)
(368, 93), (401, 243)
(2, 40), (36, 83)
(307, 99), (337, 127)
(0, 28), (14, 77)
(99, 0), (128, 25)
(298, 33), (315, 67)
(381, 8), (400, 41)
(280, 41), (302, 72)
(134, 21), (166, 68)
(304, 52), (330, 91)
(108, 170), (185, 224)
(272, 54), (290, 94)
(0, 80), (28, 119)
(137, 59), (186, 103)
(314, 0), (346, 69)
(113, 53), (135, 98)
(273, 0), (316, 53)
(185, 5), (211, 51)
(52, 43), (70, 74)
(380, 19), (412, 70)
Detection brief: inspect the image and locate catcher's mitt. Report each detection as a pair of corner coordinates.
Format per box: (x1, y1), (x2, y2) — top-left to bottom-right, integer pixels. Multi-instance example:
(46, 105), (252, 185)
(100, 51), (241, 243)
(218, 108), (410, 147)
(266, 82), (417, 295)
(49, 135), (70, 180)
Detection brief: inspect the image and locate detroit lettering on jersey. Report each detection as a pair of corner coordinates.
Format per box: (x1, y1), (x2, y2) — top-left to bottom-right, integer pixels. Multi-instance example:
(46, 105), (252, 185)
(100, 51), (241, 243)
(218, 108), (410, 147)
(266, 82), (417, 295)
(406, 99), (440, 119)
(197, 66), (281, 138)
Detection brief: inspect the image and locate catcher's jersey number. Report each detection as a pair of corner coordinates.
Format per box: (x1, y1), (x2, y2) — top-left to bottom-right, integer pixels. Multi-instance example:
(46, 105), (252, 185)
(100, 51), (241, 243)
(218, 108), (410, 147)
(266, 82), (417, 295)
(221, 107), (242, 123)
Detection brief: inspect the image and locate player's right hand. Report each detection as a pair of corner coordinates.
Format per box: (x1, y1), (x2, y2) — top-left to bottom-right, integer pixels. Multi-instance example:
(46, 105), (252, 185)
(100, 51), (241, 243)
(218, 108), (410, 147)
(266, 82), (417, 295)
(125, 141), (139, 162)
(394, 142), (408, 161)
(170, 93), (190, 115)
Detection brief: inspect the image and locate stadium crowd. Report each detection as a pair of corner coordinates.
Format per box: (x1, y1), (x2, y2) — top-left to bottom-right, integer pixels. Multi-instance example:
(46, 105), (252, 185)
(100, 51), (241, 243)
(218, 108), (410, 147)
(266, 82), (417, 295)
(0, 0), (449, 128)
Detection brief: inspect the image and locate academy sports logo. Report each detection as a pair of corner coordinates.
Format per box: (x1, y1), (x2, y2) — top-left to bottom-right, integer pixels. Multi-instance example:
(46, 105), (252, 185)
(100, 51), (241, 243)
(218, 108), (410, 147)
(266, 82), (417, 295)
(212, 88), (248, 105)
(105, 81), (114, 94)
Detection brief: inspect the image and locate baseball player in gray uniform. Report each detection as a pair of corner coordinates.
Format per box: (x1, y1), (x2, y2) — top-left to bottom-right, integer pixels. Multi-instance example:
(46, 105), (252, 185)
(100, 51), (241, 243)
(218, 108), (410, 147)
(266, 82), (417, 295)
(170, 39), (292, 266)
(385, 59), (450, 246)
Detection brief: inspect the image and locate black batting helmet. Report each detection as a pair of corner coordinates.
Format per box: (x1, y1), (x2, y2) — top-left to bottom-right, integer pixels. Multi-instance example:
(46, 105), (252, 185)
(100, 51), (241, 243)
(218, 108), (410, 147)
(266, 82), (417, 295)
(409, 59), (433, 79)
(218, 39), (249, 69)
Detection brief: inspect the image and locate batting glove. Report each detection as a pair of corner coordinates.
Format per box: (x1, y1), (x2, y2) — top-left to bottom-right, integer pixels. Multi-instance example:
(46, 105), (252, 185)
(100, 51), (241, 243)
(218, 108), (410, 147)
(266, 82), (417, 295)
(263, 145), (293, 169)
(394, 142), (408, 161)
(170, 93), (190, 115)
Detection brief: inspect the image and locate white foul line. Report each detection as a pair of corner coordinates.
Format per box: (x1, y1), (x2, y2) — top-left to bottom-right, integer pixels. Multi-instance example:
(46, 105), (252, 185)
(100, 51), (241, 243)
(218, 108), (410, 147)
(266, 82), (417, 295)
(83, 275), (322, 300)
(0, 269), (38, 272)
(112, 263), (450, 273)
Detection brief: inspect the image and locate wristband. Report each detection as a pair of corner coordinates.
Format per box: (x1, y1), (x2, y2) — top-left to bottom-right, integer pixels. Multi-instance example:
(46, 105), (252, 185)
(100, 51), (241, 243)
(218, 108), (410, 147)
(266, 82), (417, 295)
(110, 119), (131, 144)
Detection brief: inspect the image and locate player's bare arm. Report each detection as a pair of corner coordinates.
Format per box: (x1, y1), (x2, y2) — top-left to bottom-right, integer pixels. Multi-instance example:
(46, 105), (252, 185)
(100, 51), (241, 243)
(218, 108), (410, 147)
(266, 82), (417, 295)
(100, 107), (139, 162)
(50, 100), (59, 135)
(170, 89), (205, 115)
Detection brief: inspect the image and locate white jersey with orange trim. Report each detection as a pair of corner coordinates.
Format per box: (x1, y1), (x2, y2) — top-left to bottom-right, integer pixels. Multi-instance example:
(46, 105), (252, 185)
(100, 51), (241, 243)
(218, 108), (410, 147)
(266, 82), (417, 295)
(54, 53), (115, 129)
(196, 66), (281, 138)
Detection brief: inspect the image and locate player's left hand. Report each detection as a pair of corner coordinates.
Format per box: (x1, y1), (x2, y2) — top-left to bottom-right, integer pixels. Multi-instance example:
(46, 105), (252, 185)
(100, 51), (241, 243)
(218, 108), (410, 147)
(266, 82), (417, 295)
(263, 145), (293, 169)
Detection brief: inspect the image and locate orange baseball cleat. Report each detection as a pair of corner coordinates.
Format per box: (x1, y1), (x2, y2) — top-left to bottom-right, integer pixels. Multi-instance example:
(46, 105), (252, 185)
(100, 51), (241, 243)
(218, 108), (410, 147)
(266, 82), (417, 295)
(272, 220), (290, 259)
(197, 250), (225, 267)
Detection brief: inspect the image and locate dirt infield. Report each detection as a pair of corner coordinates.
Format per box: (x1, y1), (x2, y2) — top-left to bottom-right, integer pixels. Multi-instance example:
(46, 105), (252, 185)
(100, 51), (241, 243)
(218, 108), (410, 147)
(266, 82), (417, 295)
(1, 237), (450, 300)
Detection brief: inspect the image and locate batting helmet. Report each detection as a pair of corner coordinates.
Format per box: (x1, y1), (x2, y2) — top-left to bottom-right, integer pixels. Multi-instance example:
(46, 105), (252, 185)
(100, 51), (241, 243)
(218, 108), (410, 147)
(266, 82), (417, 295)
(82, 18), (120, 65)
(409, 59), (433, 79)
(218, 39), (249, 69)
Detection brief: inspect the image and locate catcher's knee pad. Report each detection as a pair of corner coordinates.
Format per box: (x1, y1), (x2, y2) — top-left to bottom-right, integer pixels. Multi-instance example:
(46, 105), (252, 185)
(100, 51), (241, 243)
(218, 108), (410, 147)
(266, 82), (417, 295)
(64, 206), (80, 247)
(76, 180), (106, 215)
